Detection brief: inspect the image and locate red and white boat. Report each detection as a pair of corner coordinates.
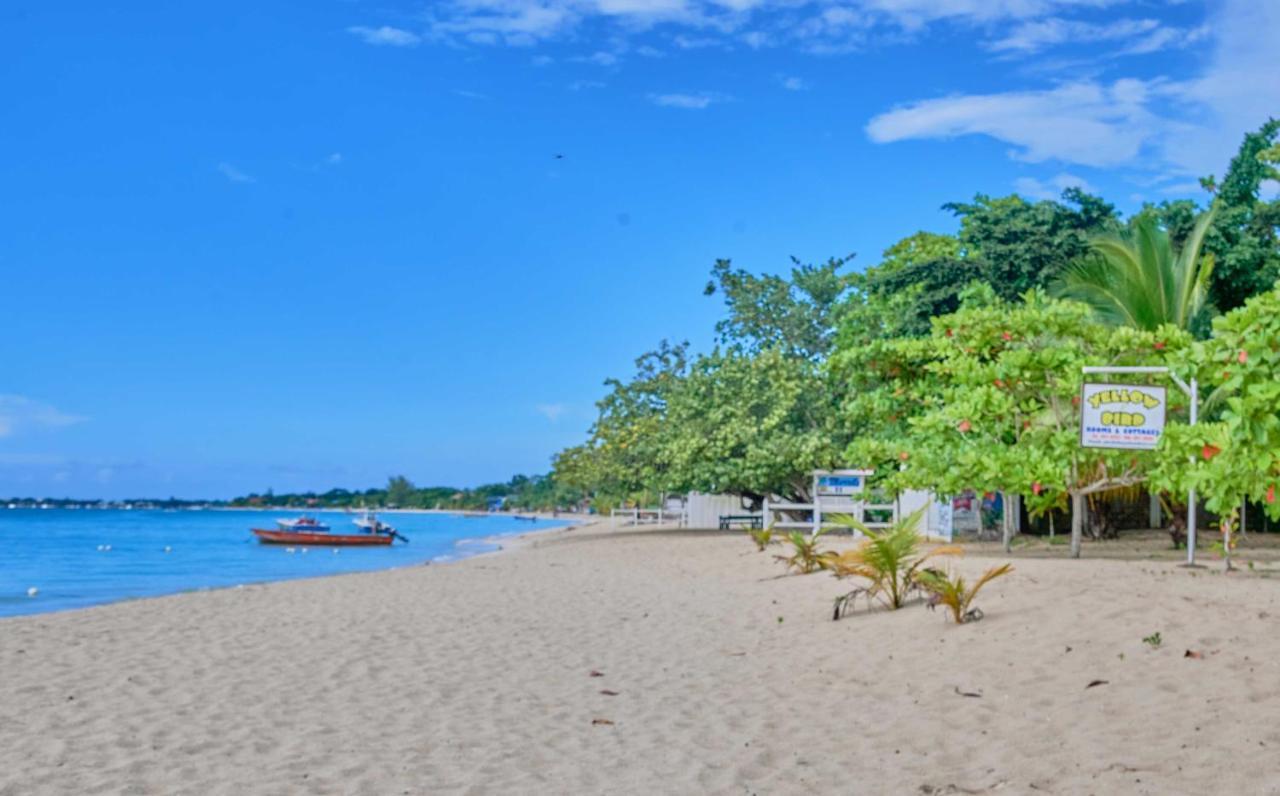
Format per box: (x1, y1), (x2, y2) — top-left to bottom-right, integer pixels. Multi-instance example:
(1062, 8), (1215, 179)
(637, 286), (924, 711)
(252, 528), (395, 546)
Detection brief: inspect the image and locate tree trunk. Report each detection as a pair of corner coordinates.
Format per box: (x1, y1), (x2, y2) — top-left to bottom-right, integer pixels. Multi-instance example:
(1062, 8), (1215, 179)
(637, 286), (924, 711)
(1148, 492), (1161, 529)
(1001, 491), (1013, 553)
(1070, 491), (1085, 559)
(1223, 510), (1235, 572)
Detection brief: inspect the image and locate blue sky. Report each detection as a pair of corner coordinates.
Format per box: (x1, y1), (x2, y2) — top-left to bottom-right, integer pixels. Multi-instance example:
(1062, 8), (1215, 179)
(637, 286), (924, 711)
(1, 0), (1276, 498)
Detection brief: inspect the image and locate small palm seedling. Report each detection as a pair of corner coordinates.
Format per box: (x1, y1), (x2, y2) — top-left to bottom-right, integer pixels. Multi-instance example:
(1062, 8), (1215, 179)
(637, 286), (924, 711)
(774, 529), (836, 575)
(1143, 631), (1163, 648)
(747, 525), (775, 552)
(917, 563), (1013, 624)
(826, 508), (961, 619)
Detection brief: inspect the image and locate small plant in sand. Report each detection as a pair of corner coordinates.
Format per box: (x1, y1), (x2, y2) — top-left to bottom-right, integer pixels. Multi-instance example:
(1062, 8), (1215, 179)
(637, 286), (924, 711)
(917, 564), (1012, 624)
(747, 525), (775, 552)
(774, 529), (836, 575)
(1143, 631), (1163, 648)
(826, 508), (961, 619)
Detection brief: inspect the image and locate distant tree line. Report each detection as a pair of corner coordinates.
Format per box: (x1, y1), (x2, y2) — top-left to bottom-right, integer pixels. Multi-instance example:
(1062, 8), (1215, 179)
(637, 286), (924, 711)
(229, 473), (585, 512)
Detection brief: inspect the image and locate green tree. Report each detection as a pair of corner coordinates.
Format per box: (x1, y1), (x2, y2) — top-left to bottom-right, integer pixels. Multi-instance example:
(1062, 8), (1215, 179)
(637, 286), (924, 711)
(946, 188), (1120, 300)
(841, 285), (1189, 556)
(863, 191), (1119, 334)
(1053, 209), (1217, 333)
(386, 475), (417, 507)
(1150, 283), (1280, 570)
(704, 255), (852, 360)
(1145, 121), (1280, 312)
(552, 341), (688, 502)
(661, 348), (842, 503)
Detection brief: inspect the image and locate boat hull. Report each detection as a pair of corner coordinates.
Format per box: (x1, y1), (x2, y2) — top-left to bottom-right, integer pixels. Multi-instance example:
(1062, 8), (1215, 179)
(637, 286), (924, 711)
(252, 529), (394, 546)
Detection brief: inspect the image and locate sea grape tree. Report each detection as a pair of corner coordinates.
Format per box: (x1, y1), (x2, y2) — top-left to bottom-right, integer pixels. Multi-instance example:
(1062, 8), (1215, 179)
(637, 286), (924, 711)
(1149, 283), (1280, 569)
(848, 284), (1190, 557)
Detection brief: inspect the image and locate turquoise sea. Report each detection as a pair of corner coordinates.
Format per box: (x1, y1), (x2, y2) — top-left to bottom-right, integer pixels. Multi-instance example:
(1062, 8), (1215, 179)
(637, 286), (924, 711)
(0, 509), (568, 619)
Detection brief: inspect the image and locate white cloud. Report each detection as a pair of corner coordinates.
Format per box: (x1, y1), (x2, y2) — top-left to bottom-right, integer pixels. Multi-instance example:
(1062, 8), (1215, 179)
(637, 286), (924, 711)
(1162, 0), (1280, 176)
(347, 25), (422, 46)
(649, 91), (725, 109)
(988, 17), (1157, 54)
(0, 396), (86, 438)
(778, 75), (808, 91)
(866, 80), (1162, 168)
(421, 0), (1133, 50)
(866, 0), (1280, 179)
(582, 50), (620, 65)
(452, 89), (490, 99)
(536, 403), (567, 422)
(1013, 172), (1092, 200)
(217, 162), (255, 183)
(569, 79), (607, 90)
(672, 34), (722, 49)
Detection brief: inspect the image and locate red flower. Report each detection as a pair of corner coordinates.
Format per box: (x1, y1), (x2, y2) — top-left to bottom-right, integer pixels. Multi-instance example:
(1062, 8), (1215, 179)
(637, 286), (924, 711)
(945, 328), (953, 338)
(957, 419), (972, 433)
(898, 451), (910, 462)
(1001, 331), (1012, 341)
(994, 379), (1005, 388)
(1032, 482), (1043, 495)
(1267, 484), (1276, 505)
(1238, 350), (1248, 364)
(1201, 444), (1221, 461)
(1154, 341), (1166, 351)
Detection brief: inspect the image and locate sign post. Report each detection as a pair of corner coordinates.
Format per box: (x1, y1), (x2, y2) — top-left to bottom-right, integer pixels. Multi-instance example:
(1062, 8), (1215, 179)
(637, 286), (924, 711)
(1081, 366), (1199, 565)
(812, 469), (871, 535)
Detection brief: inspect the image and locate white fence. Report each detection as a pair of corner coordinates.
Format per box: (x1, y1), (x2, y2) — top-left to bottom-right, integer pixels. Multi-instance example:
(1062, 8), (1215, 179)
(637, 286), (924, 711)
(610, 507), (686, 528)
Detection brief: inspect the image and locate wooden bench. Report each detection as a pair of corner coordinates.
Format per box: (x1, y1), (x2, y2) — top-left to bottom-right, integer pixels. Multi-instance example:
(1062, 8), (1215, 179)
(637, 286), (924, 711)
(719, 514), (763, 530)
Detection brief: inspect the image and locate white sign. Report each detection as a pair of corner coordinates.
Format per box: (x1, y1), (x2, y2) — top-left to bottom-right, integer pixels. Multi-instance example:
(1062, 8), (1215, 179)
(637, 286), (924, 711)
(1080, 383), (1166, 450)
(815, 473), (864, 496)
(814, 470), (869, 513)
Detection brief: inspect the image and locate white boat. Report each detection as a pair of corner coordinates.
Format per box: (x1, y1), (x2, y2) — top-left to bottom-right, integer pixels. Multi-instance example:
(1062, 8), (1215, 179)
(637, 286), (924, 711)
(353, 510), (395, 534)
(276, 515), (331, 532)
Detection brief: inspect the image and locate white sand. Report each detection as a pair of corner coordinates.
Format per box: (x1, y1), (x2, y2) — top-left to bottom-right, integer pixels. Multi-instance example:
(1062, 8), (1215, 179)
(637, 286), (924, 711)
(3, 523), (1279, 795)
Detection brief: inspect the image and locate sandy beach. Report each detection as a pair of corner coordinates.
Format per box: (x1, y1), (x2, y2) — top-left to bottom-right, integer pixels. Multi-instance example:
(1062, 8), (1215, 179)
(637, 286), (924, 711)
(3, 522), (1279, 795)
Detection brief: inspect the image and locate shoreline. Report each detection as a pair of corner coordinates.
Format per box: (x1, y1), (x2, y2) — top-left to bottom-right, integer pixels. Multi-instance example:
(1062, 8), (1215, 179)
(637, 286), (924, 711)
(1, 513), (593, 623)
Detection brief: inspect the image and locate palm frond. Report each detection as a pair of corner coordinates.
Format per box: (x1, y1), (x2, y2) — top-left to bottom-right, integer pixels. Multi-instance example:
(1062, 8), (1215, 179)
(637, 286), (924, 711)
(1051, 209), (1217, 333)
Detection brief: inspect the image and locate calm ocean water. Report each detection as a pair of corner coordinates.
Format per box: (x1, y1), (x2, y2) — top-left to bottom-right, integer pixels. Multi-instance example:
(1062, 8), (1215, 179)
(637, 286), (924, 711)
(0, 509), (570, 619)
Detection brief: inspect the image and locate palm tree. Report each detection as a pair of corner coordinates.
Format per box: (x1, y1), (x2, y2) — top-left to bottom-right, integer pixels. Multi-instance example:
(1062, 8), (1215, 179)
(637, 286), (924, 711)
(1053, 207), (1217, 332)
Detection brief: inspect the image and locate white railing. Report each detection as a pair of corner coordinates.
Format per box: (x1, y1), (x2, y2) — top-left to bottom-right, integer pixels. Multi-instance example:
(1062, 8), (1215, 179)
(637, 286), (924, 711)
(764, 498), (899, 536)
(610, 507), (687, 528)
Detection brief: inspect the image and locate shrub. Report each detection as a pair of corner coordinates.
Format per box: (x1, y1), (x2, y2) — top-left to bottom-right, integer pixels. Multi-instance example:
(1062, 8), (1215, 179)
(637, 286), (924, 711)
(917, 564), (1013, 624)
(747, 526), (775, 552)
(827, 508), (961, 618)
(774, 529), (836, 574)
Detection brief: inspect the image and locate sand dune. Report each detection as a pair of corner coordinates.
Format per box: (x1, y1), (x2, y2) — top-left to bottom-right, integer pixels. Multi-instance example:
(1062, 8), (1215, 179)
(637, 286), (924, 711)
(3, 523), (1279, 795)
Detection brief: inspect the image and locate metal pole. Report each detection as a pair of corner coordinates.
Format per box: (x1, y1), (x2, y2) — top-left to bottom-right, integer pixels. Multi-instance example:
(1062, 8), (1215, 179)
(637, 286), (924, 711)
(1187, 377), (1198, 566)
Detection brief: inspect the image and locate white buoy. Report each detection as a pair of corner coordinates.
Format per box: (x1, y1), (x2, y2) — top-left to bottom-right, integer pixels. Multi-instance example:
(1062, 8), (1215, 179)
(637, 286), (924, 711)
(332, 548), (339, 554)
(285, 547), (296, 554)
(26, 587), (38, 597)
(103, 544), (111, 552)
(301, 548), (308, 554)
(163, 546), (172, 553)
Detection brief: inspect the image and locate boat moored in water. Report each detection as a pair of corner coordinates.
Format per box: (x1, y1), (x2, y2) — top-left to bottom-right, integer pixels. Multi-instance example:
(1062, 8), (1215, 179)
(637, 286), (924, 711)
(275, 515), (330, 532)
(252, 528), (395, 546)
